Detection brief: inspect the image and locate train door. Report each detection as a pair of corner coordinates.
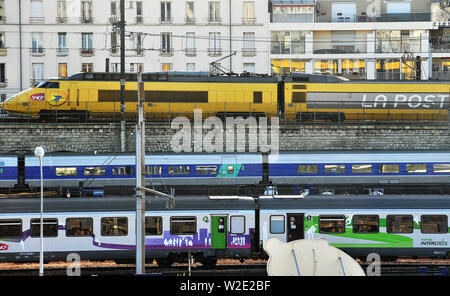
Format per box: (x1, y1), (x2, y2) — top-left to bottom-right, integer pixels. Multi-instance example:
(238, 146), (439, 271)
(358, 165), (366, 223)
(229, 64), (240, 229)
(221, 157), (238, 185)
(287, 213), (304, 242)
(211, 215), (227, 249)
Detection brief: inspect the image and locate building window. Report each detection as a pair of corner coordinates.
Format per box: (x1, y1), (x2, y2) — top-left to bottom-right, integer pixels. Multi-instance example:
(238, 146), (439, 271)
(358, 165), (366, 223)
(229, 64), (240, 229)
(81, 33), (93, 54)
(110, 1), (118, 17)
(82, 63), (93, 73)
(81, 1), (93, 23)
(136, 1), (143, 23)
(243, 63), (255, 73)
(111, 31), (119, 54)
(30, 0), (44, 23)
(111, 63), (120, 72)
(0, 63), (5, 83)
(0, 0), (4, 20)
(186, 32), (196, 56)
(170, 217), (196, 235)
(59, 63), (67, 78)
(101, 217), (128, 236)
(31, 218), (58, 237)
(0, 32), (4, 48)
(208, 32), (221, 56)
(186, 63), (196, 71)
(32, 63), (44, 86)
(186, 1), (195, 23)
(57, 0), (67, 22)
(243, 32), (255, 56)
(160, 32), (172, 55)
(243, 1), (255, 23)
(161, 63), (172, 71)
(57, 33), (67, 55)
(32, 32), (44, 54)
(130, 63), (143, 72)
(145, 217), (163, 235)
(160, 1), (172, 22)
(135, 32), (143, 54)
(66, 218), (93, 236)
(208, 1), (221, 22)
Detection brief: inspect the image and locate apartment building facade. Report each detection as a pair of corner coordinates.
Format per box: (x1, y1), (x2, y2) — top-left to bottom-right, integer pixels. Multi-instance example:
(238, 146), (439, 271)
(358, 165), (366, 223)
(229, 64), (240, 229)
(269, 0), (450, 80)
(0, 0), (270, 98)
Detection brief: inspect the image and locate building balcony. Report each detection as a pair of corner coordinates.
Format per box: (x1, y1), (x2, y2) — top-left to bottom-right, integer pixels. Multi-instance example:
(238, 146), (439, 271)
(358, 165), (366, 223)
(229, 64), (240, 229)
(315, 12), (431, 23)
(80, 49), (95, 56)
(431, 71), (450, 80)
(242, 48), (257, 57)
(135, 16), (143, 24)
(30, 48), (45, 56)
(56, 16), (68, 23)
(376, 39), (421, 54)
(208, 48), (222, 56)
(109, 16), (120, 24)
(29, 17), (45, 23)
(57, 48), (69, 56)
(271, 14), (313, 23)
(185, 18), (196, 24)
(0, 16), (6, 23)
(207, 18), (222, 24)
(80, 17), (94, 24)
(185, 48), (197, 56)
(159, 17), (174, 24)
(242, 17), (256, 24)
(159, 48), (174, 56)
(0, 79), (7, 88)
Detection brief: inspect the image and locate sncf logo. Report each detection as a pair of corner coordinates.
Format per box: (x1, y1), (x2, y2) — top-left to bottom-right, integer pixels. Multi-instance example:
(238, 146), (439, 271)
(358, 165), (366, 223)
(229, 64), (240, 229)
(0, 244), (9, 251)
(30, 93), (45, 101)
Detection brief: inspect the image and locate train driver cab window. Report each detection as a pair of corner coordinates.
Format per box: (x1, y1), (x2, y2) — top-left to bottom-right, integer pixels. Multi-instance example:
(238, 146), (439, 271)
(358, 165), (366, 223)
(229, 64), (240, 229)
(406, 164), (427, 173)
(31, 218), (58, 237)
(324, 165), (345, 174)
(319, 215), (346, 233)
(352, 164), (373, 174)
(421, 215), (448, 234)
(56, 167), (77, 176)
(145, 217), (163, 235)
(101, 217), (128, 236)
(230, 216), (245, 234)
(387, 215), (413, 233)
(379, 164), (399, 174)
(297, 165), (318, 174)
(84, 167), (106, 176)
(270, 215), (285, 234)
(170, 217), (196, 235)
(66, 218), (93, 236)
(0, 219), (22, 238)
(352, 215), (379, 233)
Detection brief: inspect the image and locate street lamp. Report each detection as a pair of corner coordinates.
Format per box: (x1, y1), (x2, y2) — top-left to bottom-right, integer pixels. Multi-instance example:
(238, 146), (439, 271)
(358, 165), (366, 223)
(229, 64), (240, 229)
(34, 146), (45, 276)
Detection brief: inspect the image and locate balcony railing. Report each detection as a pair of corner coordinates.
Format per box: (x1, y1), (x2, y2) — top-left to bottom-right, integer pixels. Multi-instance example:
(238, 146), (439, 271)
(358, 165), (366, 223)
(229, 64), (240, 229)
(30, 48), (45, 56)
(207, 17), (222, 24)
(0, 48), (6, 56)
(159, 17), (173, 24)
(271, 43), (305, 55)
(185, 48), (197, 56)
(208, 48), (222, 56)
(185, 17), (196, 24)
(57, 48), (69, 56)
(376, 39), (421, 54)
(56, 16), (68, 23)
(271, 14), (313, 23)
(0, 79), (7, 87)
(315, 12), (431, 23)
(80, 48), (95, 56)
(242, 17), (256, 24)
(159, 48), (174, 56)
(135, 16), (143, 24)
(29, 17), (45, 23)
(80, 17), (94, 23)
(313, 41), (367, 54)
(431, 71), (450, 80)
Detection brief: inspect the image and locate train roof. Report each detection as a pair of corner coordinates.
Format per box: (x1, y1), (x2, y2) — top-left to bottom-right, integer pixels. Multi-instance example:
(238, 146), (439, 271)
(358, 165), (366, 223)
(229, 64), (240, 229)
(0, 196), (255, 214)
(256, 195), (450, 210)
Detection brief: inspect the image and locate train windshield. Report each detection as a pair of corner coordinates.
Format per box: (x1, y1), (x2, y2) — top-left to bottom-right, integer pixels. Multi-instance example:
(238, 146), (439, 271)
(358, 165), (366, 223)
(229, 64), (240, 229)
(36, 81), (60, 89)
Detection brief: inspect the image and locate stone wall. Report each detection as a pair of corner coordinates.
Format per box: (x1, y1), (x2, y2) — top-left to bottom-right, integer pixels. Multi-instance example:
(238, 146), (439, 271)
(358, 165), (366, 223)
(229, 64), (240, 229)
(0, 123), (449, 154)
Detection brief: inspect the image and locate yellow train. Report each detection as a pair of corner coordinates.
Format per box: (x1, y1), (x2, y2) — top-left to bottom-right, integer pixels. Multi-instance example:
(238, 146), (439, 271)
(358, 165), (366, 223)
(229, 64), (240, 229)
(2, 72), (449, 121)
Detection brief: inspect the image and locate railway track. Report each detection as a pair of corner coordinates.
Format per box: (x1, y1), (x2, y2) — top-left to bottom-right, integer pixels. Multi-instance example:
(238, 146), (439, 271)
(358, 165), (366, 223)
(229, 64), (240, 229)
(0, 262), (447, 276)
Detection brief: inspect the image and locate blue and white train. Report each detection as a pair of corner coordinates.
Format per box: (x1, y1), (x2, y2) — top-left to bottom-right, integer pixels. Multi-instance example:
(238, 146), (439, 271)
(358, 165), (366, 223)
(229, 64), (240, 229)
(0, 150), (450, 195)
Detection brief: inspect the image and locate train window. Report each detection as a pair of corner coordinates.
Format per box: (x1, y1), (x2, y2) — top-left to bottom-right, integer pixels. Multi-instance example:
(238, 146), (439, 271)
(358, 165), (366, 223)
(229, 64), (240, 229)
(379, 164), (399, 174)
(324, 165), (345, 174)
(30, 218), (58, 237)
(352, 215), (379, 233)
(352, 165), (373, 174)
(55, 167), (77, 176)
(168, 166), (190, 175)
(112, 167), (134, 176)
(84, 167), (106, 176)
(253, 92), (263, 104)
(170, 217), (196, 235)
(406, 164), (427, 173)
(297, 165), (318, 174)
(421, 215), (448, 234)
(230, 216), (245, 234)
(319, 215), (346, 234)
(66, 218), (93, 236)
(0, 219), (22, 238)
(386, 215), (413, 233)
(36, 81), (49, 88)
(145, 217), (163, 235)
(146, 166), (162, 175)
(196, 166), (217, 175)
(433, 164), (450, 173)
(0, 168), (3, 174)
(292, 92), (306, 103)
(101, 217), (128, 236)
(270, 215), (285, 234)
(46, 82), (60, 89)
